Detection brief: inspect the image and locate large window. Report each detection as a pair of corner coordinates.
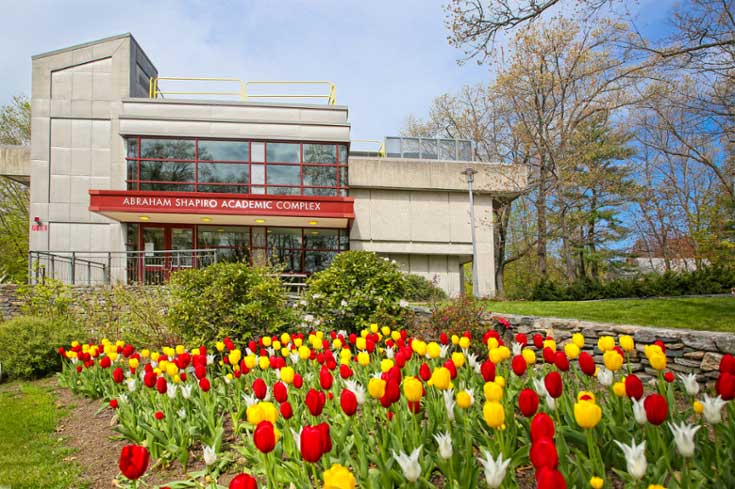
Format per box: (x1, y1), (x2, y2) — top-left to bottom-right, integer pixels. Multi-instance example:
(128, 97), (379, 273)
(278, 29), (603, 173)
(125, 137), (348, 196)
(126, 223), (348, 274)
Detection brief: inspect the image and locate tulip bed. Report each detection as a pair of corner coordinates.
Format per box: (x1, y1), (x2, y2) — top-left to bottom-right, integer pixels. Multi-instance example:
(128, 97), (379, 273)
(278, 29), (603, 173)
(57, 326), (735, 489)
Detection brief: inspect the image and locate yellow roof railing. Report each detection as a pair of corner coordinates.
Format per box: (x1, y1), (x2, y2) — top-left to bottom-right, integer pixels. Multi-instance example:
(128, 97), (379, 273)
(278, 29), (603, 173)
(149, 77), (336, 105)
(351, 139), (386, 157)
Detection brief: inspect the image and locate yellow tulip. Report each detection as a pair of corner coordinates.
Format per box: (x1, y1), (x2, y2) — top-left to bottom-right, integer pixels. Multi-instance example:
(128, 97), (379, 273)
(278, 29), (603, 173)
(543, 339), (556, 352)
(380, 359), (394, 373)
(483, 381), (503, 402)
(613, 382), (626, 397)
(403, 377), (423, 402)
(428, 367), (452, 390)
(522, 349), (537, 365)
(357, 351), (370, 366)
(258, 356), (270, 370)
(175, 344), (185, 355)
(381, 326), (391, 337)
(590, 476), (604, 489)
(356, 337), (367, 351)
(495, 375), (506, 388)
(451, 352), (466, 368)
(412, 340), (427, 357)
(649, 353), (667, 371)
(128, 358), (139, 369)
(564, 342), (580, 360)
(572, 333), (585, 348)
(597, 336), (615, 353)
(370, 323), (379, 333)
(368, 378), (386, 399)
(451, 335), (459, 345)
(487, 337), (499, 350)
(427, 342), (441, 359)
(574, 400), (602, 429)
(456, 390), (473, 408)
(299, 345), (311, 360)
(280, 366), (295, 384)
(459, 336), (471, 349)
(229, 349), (242, 365)
(323, 463), (357, 489)
(244, 355), (257, 369)
(603, 350), (623, 372)
(280, 333), (291, 345)
(262, 336), (272, 347)
(483, 401), (505, 428)
(693, 400), (704, 414)
(215, 341), (225, 352)
(619, 335), (634, 352)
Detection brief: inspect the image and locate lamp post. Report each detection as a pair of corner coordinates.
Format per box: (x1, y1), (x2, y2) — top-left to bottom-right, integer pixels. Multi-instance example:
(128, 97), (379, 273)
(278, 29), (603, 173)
(462, 167), (479, 297)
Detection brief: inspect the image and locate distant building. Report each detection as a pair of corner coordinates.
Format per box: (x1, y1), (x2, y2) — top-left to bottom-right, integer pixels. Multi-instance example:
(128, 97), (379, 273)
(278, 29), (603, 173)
(19, 34), (527, 296)
(629, 236), (703, 273)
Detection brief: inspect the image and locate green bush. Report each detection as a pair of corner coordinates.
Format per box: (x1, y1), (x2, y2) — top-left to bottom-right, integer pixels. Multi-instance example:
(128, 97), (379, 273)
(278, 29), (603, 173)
(304, 251), (407, 330)
(529, 266), (735, 301)
(0, 316), (81, 381)
(167, 262), (293, 344)
(404, 274), (447, 302)
(427, 295), (487, 344)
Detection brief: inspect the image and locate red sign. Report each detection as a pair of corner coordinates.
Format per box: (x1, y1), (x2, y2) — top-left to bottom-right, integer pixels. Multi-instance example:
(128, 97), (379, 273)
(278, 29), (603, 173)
(89, 190), (354, 219)
(31, 224), (48, 231)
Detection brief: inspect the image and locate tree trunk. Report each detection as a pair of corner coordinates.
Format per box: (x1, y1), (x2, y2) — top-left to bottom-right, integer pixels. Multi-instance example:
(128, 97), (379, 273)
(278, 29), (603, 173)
(493, 200), (511, 299)
(536, 161), (548, 278)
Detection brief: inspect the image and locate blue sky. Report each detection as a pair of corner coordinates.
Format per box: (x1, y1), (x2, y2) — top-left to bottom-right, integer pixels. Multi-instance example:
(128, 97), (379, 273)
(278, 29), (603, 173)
(1, 0), (678, 142)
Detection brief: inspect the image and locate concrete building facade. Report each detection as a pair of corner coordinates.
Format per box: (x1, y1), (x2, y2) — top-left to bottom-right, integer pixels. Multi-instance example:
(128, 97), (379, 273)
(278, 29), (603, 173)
(24, 34), (527, 297)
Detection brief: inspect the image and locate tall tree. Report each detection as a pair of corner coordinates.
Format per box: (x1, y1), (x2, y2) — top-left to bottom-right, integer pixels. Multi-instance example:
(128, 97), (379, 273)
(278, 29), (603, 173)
(0, 95), (31, 282)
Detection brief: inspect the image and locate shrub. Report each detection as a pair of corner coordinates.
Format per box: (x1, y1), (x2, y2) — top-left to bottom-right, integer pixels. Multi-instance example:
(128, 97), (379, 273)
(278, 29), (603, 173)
(16, 279), (73, 321)
(404, 274), (447, 302)
(428, 296), (487, 340)
(167, 262), (293, 344)
(0, 315), (80, 380)
(528, 266), (735, 301)
(304, 251), (407, 330)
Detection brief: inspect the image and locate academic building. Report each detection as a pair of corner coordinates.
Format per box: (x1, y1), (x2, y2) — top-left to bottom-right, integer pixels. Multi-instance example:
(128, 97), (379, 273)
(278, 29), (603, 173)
(16, 34), (527, 296)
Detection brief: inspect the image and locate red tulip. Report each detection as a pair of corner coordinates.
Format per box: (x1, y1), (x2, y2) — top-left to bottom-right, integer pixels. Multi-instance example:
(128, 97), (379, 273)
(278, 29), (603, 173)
(229, 473), (258, 489)
(109, 399), (119, 409)
(536, 467), (567, 489)
(444, 360), (457, 379)
(253, 420), (276, 453)
(530, 413), (555, 442)
(100, 356), (111, 368)
(715, 372), (735, 401)
(720, 354), (735, 375)
(273, 381), (288, 403)
(339, 364), (353, 379)
(515, 333), (528, 346)
(544, 371), (563, 398)
(654, 340), (666, 353)
(253, 378), (267, 400)
(119, 444), (150, 481)
(154, 410), (164, 420)
(280, 401), (293, 419)
(408, 400), (422, 414)
(194, 365), (207, 380)
(578, 352), (596, 376)
(319, 366), (334, 390)
(518, 388), (539, 417)
(156, 377), (167, 394)
(481, 360), (496, 382)
(643, 394), (668, 425)
(533, 333), (544, 349)
(112, 367), (124, 383)
(419, 363), (431, 382)
(305, 388), (326, 416)
(199, 377), (211, 392)
(624, 374), (643, 400)
(530, 438), (558, 469)
(340, 389), (358, 416)
(293, 373), (303, 389)
(143, 371), (156, 388)
(439, 332), (449, 345)
(554, 351), (570, 372)
(317, 422), (332, 453)
(300, 425), (324, 462)
(511, 355), (527, 376)
(664, 371), (675, 383)
(542, 347), (555, 364)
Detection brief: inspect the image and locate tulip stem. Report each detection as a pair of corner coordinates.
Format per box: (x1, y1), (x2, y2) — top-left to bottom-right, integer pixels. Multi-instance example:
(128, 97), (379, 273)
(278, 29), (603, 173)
(681, 457), (690, 489)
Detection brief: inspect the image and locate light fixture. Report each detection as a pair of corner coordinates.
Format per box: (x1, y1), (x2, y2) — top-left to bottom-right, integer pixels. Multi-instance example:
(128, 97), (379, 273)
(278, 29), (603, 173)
(255, 219), (265, 223)
(200, 217), (212, 222)
(308, 220), (318, 225)
(139, 216), (149, 221)
(216, 228), (225, 232)
(311, 231), (319, 235)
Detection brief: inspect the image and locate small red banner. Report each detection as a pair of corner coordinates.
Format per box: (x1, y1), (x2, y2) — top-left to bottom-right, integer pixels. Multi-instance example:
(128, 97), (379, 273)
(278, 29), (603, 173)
(89, 190), (354, 219)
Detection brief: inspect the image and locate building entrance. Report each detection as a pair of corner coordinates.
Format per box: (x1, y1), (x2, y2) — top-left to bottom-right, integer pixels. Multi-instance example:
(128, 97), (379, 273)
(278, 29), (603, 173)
(138, 224), (196, 282)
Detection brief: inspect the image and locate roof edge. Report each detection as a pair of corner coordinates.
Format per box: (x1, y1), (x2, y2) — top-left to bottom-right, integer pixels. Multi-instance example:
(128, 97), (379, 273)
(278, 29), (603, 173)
(32, 33), (133, 60)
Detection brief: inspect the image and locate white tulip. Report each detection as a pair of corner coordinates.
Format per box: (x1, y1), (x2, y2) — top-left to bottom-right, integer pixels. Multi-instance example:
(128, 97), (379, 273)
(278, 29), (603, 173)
(290, 427), (302, 452)
(242, 393), (258, 407)
(478, 450), (511, 488)
(702, 394), (727, 424)
(511, 342), (524, 356)
(433, 432), (453, 459)
(669, 422), (700, 458)
(180, 384), (193, 400)
(206, 354), (215, 365)
(177, 408), (186, 419)
(545, 394), (557, 411)
(443, 389), (456, 422)
(597, 367), (613, 386)
(632, 398), (647, 425)
(125, 378), (136, 392)
(203, 444), (217, 466)
(532, 378), (547, 397)
(679, 373), (700, 396)
(614, 438), (647, 480)
(467, 352), (480, 371)
(392, 446), (422, 482)
(385, 347), (395, 359)
(439, 345), (450, 359)
(166, 384), (178, 399)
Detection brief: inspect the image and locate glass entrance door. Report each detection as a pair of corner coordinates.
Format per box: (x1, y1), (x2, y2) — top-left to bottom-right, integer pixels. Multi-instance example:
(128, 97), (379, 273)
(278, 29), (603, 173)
(138, 225), (195, 283)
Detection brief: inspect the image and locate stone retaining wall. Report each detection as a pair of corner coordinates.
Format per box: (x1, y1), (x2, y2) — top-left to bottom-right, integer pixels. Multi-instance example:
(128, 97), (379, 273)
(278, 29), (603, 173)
(488, 312), (734, 382)
(0, 284), (24, 320)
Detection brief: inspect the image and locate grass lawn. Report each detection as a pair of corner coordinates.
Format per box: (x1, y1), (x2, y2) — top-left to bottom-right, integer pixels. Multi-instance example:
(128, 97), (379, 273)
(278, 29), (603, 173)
(0, 380), (87, 489)
(486, 296), (735, 332)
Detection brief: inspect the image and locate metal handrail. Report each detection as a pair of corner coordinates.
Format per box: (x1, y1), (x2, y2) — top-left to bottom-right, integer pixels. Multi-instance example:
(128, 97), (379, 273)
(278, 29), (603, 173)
(351, 139), (386, 157)
(149, 77), (336, 105)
